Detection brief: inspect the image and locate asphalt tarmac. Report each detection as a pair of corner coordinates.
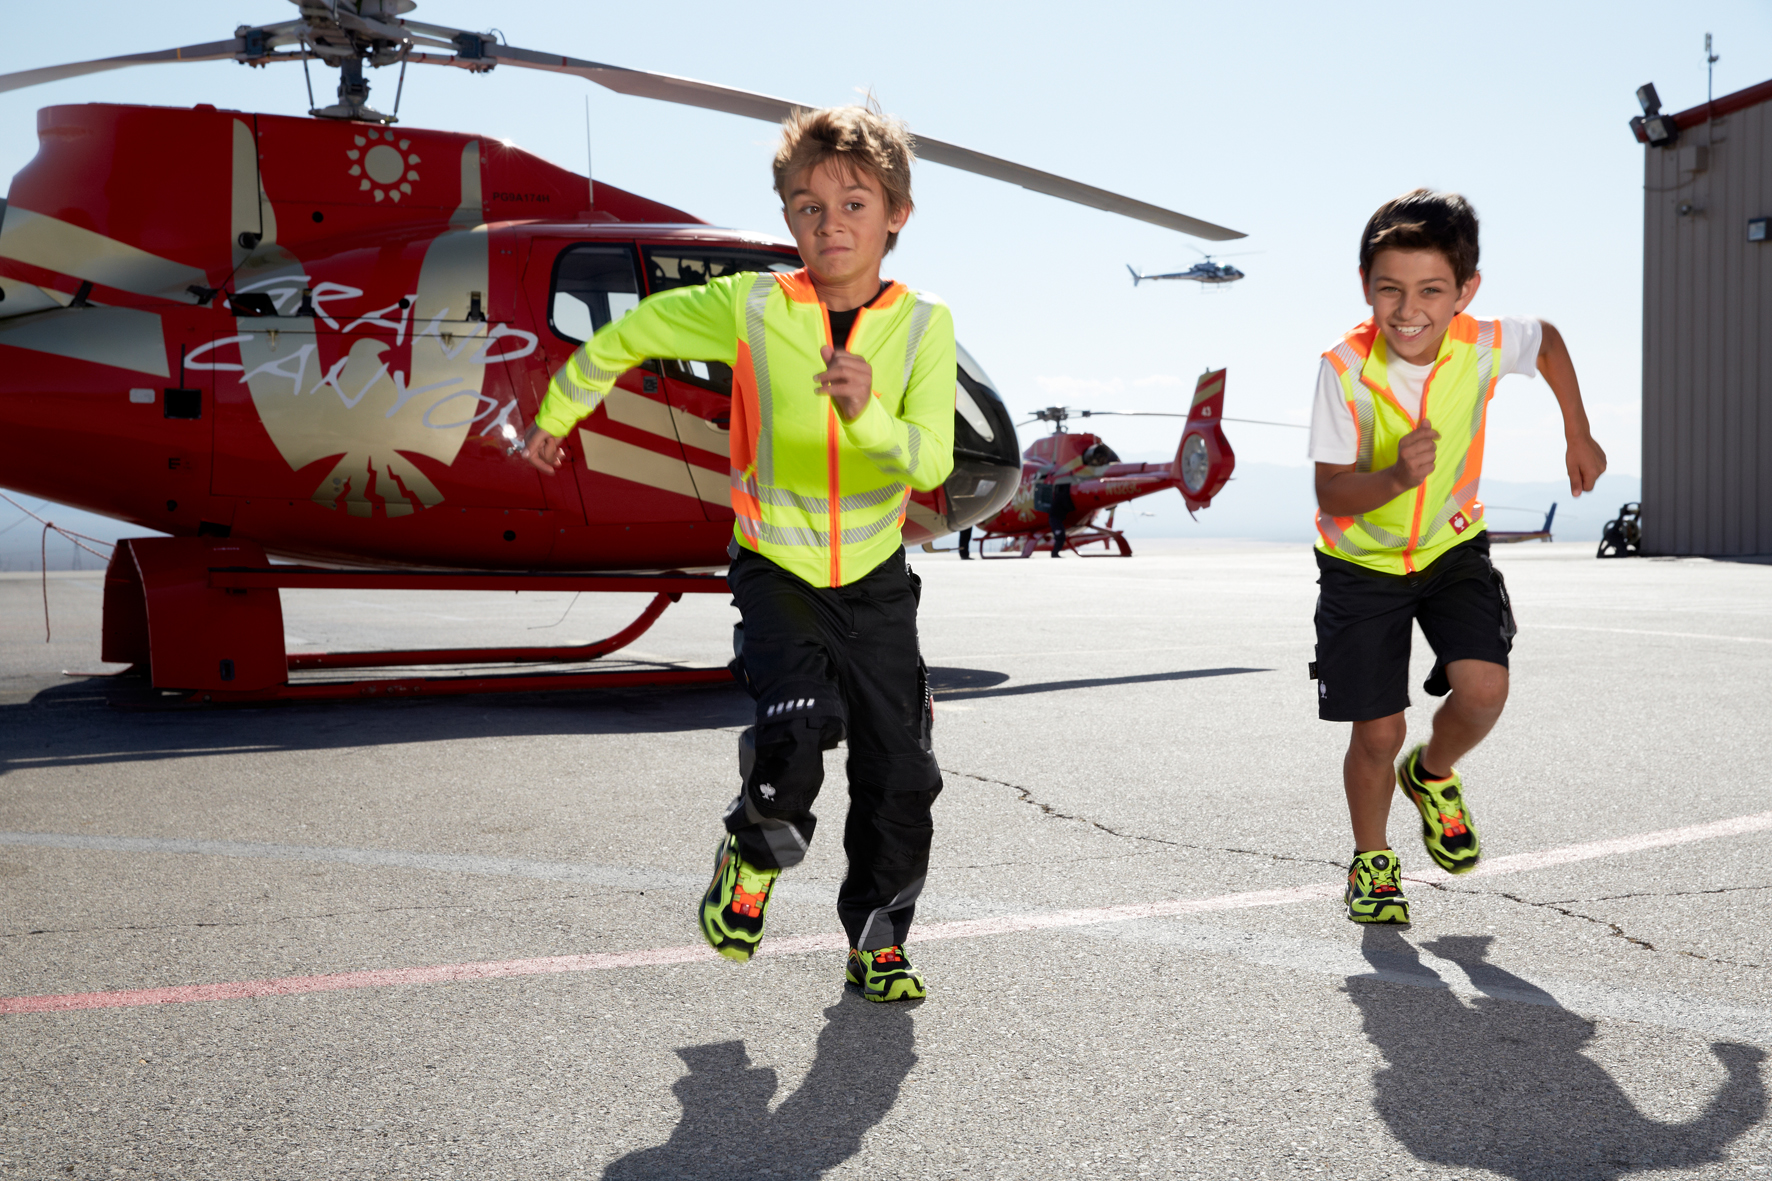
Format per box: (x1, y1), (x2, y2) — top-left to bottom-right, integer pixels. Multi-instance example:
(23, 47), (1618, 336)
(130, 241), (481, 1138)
(2, 538), (1769, 1180)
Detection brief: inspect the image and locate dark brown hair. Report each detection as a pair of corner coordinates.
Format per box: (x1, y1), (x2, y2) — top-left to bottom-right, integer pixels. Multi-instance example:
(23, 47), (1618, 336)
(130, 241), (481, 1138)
(1359, 188), (1480, 287)
(773, 104), (916, 254)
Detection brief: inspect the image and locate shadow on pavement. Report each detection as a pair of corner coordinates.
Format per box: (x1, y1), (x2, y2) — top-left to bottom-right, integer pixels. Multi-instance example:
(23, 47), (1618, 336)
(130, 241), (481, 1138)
(933, 665), (1268, 702)
(2, 665), (1258, 774)
(1348, 928), (1766, 1179)
(0, 674), (755, 775)
(603, 991), (916, 1180)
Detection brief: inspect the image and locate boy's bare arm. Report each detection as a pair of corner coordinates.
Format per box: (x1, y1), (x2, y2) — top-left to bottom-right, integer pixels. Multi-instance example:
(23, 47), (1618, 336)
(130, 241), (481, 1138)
(1315, 419), (1440, 517)
(1536, 321), (1607, 496)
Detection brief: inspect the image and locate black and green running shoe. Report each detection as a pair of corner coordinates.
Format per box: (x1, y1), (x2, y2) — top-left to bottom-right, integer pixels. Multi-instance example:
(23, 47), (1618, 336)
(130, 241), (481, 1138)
(845, 945), (927, 1002)
(1346, 849), (1410, 924)
(1397, 744), (1481, 874)
(698, 835), (780, 962)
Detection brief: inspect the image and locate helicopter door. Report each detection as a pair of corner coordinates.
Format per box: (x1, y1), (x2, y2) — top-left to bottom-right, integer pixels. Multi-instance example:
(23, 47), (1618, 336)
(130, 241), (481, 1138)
(639, 245), (805, 523)
(525, 240), (704, 523)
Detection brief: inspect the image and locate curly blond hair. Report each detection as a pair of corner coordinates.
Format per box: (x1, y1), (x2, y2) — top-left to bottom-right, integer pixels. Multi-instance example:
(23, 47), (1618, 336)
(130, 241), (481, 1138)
(773, 104), (916, 253)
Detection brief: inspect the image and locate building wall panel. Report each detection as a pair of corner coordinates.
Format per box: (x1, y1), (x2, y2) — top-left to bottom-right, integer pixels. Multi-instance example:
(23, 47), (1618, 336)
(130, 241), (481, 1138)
(1641, 91), (1772, 555)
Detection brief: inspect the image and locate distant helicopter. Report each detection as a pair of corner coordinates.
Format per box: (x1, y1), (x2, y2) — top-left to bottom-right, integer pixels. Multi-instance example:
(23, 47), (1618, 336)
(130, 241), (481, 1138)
(1126, 249), (1257, 286)
(952, 369), (1235, 558)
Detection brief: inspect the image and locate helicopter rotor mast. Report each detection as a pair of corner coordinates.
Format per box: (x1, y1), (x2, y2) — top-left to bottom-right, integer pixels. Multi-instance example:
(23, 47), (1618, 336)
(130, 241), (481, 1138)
(0, 0), (1245, 240)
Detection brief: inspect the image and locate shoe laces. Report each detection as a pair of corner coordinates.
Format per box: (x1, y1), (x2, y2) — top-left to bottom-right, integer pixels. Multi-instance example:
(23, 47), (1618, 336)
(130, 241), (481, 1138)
(869, 946), (905, 966)
(731, 879), (771, 918)
(1354, 852), (1402, 895)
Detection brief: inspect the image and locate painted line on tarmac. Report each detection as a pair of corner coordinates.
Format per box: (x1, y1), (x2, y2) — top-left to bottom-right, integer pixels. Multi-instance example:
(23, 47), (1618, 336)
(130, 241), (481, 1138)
(1534, 624), (1772, 645)
(0, 832), (706, 893)
(5, 809), (1770, 1016)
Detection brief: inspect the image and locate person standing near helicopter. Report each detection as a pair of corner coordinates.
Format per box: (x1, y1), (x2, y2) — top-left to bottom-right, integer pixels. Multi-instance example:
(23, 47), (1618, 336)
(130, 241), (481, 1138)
(521, 104), (954, 1002)
(1038, 441), (1116, 556)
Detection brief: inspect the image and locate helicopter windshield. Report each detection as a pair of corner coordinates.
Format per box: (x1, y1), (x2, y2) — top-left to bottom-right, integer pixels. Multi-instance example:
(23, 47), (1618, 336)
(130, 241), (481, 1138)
(954, 343), (999, 444)
(550, 245), (642, 343)
(956, 343), (998, 393)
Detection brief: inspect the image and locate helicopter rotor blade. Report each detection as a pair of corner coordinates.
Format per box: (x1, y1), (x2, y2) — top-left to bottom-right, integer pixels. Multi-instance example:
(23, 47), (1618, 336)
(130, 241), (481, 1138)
(0, 19), (1244, 240)
(467, 42), (1245, 240)
(1072, 410), (1309, 428)
(0, 39), (248, 93)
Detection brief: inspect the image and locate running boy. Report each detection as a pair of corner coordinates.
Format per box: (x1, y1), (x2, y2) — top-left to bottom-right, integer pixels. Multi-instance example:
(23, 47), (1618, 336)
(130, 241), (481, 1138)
(522, 105), (954, 999)
(1310, 189), (1606, 923)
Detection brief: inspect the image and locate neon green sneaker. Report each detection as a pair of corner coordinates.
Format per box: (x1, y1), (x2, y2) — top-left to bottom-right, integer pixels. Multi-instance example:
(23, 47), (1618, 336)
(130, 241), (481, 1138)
(845, 945), (927, 1002)
(1397, 745), (1481, 874)
(698, 835), (780, 962)
(1346, 849), (1410, 924)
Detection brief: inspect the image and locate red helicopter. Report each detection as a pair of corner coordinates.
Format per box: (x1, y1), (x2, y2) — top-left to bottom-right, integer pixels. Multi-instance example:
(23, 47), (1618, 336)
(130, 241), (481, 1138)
(0, 1), (1245, 702)
(950, 369), (1235, 558)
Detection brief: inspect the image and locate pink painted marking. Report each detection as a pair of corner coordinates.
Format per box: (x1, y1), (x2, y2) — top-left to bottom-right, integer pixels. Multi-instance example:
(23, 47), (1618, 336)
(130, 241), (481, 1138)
(1404, 809), (1772, 885)
(7, 810), (1770, 1016)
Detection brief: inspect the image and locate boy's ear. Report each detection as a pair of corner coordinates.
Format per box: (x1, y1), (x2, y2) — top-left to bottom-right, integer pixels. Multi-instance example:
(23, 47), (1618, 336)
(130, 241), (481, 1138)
(887, 201), (912, 234)
(1359, 268), (1373, 307)
(1454, 271), (1482, 313)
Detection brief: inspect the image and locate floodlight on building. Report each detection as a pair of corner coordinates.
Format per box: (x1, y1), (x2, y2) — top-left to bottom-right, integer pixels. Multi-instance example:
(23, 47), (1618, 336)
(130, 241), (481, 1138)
(1629, 81), (1681, 147)
(1751, 218), (1769, 243)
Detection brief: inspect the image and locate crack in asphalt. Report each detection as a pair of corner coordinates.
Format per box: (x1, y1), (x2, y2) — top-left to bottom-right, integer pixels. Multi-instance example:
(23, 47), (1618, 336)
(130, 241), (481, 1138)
(958, 770), (1770, 972)
(952, 770), (1347, 873)
(1411, 879), (1770, 971)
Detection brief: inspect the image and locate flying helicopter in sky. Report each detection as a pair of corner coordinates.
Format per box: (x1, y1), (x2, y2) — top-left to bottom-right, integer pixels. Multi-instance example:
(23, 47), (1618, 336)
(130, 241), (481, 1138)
(1126, 250), (1258, 286)
(0, 0), (1247, 701)
(952, 369), (1235, 558)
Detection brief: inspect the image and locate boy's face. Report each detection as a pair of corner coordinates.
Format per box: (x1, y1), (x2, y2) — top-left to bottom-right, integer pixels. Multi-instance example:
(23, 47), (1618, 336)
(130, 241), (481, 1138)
(781, 161), (909, 292)
(1362, 248), (1481, 366)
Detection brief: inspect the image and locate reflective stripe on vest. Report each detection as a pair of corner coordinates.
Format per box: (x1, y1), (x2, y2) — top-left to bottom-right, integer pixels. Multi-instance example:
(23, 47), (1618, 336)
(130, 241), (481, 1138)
(1315, 315), (1501, 575)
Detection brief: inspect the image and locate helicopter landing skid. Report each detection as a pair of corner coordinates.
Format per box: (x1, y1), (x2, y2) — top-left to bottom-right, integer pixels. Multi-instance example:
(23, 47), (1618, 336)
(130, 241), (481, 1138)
(985, 526), (1133, 558)
(97, 537), (735, 705)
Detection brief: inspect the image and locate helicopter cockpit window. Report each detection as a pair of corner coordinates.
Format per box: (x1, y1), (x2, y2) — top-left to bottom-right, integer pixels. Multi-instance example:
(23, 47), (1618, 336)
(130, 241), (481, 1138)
(642, 247), (801, 395)
(549, 245), (642, 343)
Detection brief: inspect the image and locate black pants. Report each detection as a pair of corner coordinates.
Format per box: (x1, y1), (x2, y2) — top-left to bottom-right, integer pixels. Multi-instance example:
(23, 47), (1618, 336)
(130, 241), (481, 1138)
(1048, 484), (1074, 554)
(1313, 534), (1515, 722)
(726, 547), (942, 950)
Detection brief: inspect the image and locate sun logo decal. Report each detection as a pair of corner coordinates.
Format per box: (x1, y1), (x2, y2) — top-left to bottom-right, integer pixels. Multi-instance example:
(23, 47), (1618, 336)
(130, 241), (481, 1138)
(347, 129), (420, 203)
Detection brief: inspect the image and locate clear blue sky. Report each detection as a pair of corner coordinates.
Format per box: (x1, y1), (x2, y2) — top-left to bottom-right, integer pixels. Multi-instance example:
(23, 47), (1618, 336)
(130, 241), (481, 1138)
(3, 1), (1770, 488)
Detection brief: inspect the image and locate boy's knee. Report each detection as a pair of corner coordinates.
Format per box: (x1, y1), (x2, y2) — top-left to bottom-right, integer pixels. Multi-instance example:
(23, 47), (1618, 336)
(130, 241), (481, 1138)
(1448, 660), (1509, 715)
(1350, 714), (1407, 761)
(746, 715), (843, 814)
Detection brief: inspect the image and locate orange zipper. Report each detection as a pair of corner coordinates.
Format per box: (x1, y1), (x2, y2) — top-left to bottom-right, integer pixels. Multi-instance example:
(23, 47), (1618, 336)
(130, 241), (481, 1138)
(822, 302), (841, 586)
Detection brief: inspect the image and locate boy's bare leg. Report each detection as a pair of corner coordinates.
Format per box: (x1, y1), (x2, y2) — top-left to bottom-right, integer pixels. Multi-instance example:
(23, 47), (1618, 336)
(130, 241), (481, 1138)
(1421, 659), (1509, 778)
(1346, 712), (1407, 851)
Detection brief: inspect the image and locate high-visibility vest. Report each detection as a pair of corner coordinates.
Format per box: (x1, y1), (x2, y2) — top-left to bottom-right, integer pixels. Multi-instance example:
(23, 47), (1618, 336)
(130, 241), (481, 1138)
(536, 268), (956, 587)
(1315, 314), (1503, 575)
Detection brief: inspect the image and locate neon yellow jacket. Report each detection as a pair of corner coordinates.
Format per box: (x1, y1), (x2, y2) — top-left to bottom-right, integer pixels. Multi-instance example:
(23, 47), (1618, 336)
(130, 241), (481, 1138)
(537, 268), (956, 587)
(1316, 315), (1503, 575)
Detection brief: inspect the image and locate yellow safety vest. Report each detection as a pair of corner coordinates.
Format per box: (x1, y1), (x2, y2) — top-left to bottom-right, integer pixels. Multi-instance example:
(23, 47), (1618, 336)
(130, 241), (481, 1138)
(1315, 314), (1503, 575)
(537, 268), (956, 587)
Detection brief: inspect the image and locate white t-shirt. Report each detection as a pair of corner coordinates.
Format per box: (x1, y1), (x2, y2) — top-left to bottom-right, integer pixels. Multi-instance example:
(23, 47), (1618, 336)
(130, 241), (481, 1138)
(1307, 317), (1543, 464)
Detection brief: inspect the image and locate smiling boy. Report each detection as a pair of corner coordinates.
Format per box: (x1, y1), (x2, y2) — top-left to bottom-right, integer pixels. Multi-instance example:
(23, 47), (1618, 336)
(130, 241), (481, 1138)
(521, 105), (954, 999)
(1310, 189), (1606, 923)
